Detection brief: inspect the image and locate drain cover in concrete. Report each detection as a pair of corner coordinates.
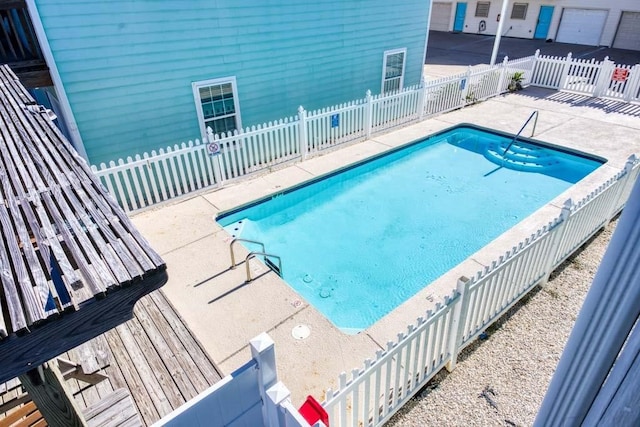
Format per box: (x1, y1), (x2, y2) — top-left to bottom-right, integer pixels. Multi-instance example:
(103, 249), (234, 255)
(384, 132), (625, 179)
(292, 324), (310, 340)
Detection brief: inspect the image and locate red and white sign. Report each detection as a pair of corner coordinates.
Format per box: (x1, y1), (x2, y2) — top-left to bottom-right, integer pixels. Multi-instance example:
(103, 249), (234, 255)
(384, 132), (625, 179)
(207, 142), (220, 156)
(612, 68), (629, 82)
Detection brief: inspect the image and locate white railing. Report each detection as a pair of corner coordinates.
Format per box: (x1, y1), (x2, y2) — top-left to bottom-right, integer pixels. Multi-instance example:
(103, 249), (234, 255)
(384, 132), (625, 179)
(321, 156), (640, 427)
(154, 333), (323, 427)
(91, 55), (536, 212)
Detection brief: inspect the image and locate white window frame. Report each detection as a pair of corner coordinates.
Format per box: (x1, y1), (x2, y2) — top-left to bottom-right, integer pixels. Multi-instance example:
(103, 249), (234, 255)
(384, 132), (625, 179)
(192, 76), (242, 139)
(381, 48), (407, 94)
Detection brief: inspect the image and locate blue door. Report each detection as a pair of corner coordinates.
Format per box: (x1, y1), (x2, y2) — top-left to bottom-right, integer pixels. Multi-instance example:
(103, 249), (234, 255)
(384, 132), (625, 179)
(453, 3), (467, 32)
(534, 6), (554, 39)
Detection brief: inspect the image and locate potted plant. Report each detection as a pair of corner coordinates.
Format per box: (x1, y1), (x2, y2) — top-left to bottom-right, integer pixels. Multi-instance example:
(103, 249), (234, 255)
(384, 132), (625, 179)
(508, 71), (524, 92)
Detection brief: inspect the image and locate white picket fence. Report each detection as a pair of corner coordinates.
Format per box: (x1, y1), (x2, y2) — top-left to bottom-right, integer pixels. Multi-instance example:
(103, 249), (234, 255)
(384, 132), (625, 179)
(91, 51), (640, 213)
(321, 155), (640, 427)
(91, 55), (539, 212)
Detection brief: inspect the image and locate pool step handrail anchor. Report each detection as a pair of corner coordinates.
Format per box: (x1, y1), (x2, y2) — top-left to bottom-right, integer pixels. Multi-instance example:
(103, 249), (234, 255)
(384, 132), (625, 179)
(502, 110), (539, 160)
(230, 237), (265, 268)
(245, 252), (283, 282)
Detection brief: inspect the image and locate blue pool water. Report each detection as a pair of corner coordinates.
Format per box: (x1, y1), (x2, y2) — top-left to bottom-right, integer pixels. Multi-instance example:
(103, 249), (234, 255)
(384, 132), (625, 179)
(218, 125), (604, 333)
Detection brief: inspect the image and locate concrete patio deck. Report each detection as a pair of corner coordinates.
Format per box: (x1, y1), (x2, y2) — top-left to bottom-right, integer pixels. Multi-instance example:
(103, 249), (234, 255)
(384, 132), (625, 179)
(129, 86), (640, 404)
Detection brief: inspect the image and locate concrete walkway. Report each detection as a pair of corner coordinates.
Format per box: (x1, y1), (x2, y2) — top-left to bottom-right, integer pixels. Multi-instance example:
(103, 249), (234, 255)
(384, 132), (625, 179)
(129, 86), (640, 404)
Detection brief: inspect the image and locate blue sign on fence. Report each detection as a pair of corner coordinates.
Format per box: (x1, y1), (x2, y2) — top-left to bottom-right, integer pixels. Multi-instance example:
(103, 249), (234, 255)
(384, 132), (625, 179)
(331, 113), (340, 128)
(459, 78), (466, 90)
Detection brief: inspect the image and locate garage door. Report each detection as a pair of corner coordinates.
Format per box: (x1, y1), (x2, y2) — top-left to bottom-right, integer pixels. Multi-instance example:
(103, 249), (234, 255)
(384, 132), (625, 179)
(431, 2), (453, 32)
(613, 11), (640, 51)
(556, 8), (608, 46)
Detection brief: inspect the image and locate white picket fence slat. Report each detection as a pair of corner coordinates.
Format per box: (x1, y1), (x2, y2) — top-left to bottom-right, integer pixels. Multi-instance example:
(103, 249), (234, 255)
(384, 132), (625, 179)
(91, 52), (638, 212)
(321, 156), (640, 427)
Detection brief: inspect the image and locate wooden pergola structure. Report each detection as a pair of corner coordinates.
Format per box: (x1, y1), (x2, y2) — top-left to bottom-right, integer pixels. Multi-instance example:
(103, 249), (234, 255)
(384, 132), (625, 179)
(0, 64), (167, 425)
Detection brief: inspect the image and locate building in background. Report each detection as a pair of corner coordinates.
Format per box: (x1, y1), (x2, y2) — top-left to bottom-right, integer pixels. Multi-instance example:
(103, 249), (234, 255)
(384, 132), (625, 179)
(4, 0), (431, 166)
(430, 1), (640, 50)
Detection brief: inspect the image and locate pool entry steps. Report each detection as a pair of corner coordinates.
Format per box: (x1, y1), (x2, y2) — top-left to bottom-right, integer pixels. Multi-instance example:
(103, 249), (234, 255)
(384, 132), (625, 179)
(229, 237), (283, 282)
(485, 140), (559, 172)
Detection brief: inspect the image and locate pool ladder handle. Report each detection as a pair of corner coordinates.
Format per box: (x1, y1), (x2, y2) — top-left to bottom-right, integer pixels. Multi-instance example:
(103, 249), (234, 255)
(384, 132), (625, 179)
(502, 110), (539, 159)
(245, 252), (283, 283)
(230, 237), (265, 269)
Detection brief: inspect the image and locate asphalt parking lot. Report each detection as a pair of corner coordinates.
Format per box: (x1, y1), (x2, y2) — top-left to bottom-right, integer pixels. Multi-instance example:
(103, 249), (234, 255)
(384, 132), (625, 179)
(425, 31), (640, 78)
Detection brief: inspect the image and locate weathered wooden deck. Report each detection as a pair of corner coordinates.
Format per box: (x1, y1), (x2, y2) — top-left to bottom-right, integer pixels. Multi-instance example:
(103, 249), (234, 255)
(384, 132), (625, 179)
(1, 290), (223, 426)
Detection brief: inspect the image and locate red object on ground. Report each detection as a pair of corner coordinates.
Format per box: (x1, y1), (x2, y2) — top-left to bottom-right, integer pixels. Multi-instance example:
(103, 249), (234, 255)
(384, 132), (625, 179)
(298, 395), (329, 426)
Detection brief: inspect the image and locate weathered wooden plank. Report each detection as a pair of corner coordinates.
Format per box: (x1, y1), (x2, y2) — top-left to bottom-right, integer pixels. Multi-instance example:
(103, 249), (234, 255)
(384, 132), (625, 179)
(7, 90), (128, 290)
(0, 81), (112, 297)
(132, 300), (198, 402)
(104, 325), (160, 425)
(84, 388), (141, 427)
(136, 295), (211, 393)
(0, 214), (28, 333)
(0, 269), (167, 385)
(0, 102), (80, 302)
(0, 199), (47, 325)
(116, 320), (175, 416)
(148, 291), (222, 385)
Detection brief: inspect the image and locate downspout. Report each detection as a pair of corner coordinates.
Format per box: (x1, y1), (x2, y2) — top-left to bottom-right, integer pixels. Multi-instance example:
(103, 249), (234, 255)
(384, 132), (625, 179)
(25, 0), (89, 162)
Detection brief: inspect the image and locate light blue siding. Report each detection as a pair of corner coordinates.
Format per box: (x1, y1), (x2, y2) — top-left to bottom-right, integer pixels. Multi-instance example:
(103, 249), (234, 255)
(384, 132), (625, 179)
(34, 1), (430, 166)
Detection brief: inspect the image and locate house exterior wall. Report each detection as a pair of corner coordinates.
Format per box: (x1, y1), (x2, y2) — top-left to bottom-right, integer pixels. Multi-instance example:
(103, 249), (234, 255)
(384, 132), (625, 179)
(32, 0), (430, 166)
(432, 1), (640, 47)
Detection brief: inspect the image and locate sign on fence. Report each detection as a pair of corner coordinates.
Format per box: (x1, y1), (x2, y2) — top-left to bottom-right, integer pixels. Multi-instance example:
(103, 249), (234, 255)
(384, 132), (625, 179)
(612, 68), (629, 82)
(331, 113), (340, 128)
(207, 142), (221, 156)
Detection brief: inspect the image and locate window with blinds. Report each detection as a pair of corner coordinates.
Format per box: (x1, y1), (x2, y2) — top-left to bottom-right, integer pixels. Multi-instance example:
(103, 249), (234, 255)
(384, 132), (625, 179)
(475, 2), (490, 18)
(511, 3), (528, 20)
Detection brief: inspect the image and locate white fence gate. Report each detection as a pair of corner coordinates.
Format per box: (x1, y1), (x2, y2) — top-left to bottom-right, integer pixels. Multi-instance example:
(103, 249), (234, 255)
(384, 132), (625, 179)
(321, 156), (640, 427)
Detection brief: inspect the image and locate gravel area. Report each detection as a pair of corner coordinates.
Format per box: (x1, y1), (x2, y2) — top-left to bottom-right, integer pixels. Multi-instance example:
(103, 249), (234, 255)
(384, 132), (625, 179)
(386, 221), (616, 427)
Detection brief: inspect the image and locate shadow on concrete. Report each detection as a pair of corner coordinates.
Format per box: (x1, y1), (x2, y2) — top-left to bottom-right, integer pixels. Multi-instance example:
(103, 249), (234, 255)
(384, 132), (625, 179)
(517, 86), (640, 118)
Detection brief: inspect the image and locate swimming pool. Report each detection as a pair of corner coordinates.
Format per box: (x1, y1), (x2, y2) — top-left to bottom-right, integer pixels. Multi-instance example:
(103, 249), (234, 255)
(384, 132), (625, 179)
(217, 124), (604, 333)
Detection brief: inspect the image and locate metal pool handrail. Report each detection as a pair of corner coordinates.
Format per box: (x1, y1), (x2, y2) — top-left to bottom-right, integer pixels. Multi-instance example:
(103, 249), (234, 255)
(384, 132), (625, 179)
(502, 110), (539, 158)
(230, 238), (265, 268)
(245, 252), (282, 282)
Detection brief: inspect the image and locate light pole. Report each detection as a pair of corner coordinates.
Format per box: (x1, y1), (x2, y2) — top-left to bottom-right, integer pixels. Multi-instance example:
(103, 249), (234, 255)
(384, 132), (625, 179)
(490, 0), (509, 65)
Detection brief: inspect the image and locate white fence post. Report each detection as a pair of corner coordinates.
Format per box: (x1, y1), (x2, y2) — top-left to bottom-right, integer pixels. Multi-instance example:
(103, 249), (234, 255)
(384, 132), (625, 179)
(497, 56), (509, 94)
(251, 333), (279, 425)
(559, 52), (573, 90)
(445, 276), (471, 372)
(417, 77), (426, 120)
(593, 57), (615, 97)
(541, 199), (573, 284)
(529, 49), (540, 86)
(364, 90), (373, 139)
(298, 106), (308, 160)
(265, 382), (292, 427)
(207, 127), (223, 186)
(623, 64), (640, 102)
(461, 66), (472, 103)
(607, 155), (638, 222)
